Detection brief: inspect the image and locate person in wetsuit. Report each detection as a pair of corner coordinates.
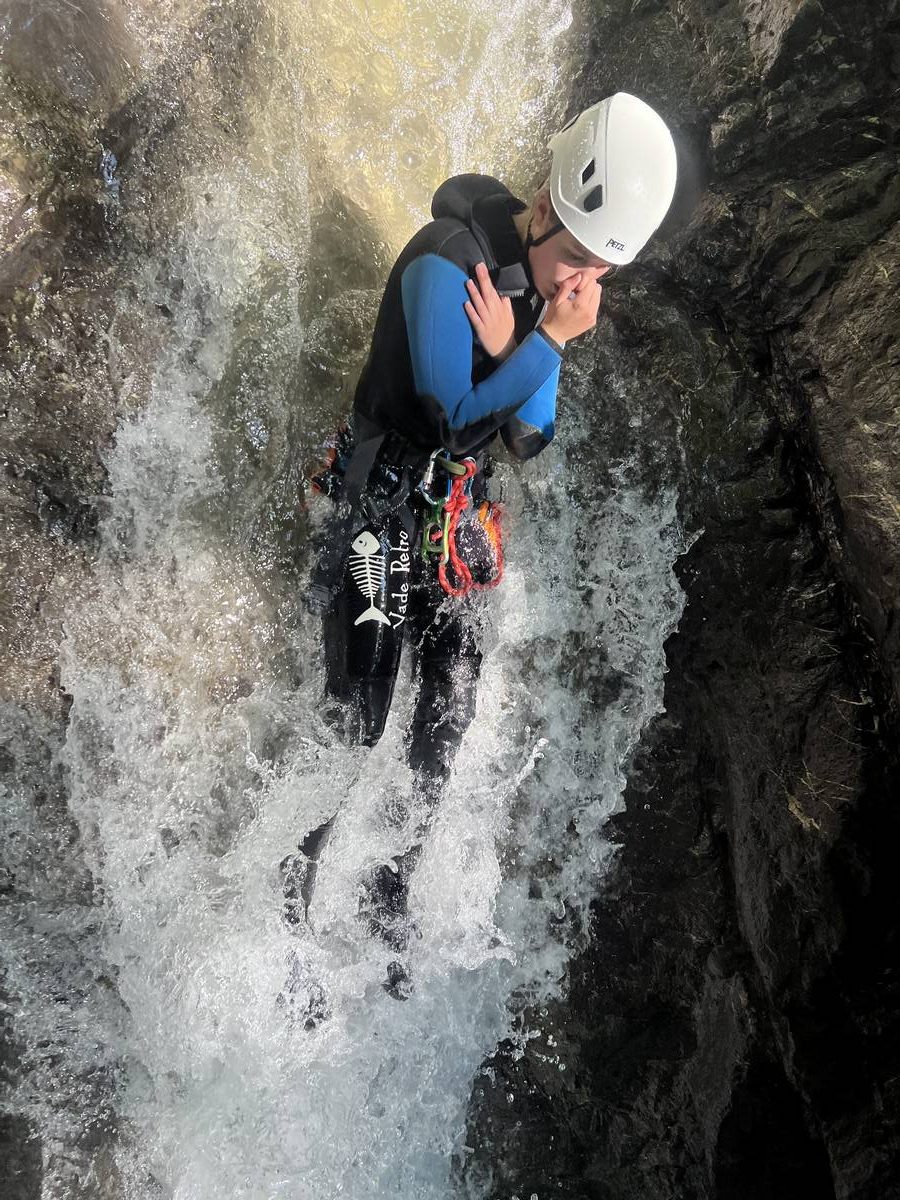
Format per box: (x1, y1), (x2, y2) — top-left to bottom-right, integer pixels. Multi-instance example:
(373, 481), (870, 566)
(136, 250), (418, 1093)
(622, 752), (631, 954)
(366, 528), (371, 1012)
(287, 93), (678, 985)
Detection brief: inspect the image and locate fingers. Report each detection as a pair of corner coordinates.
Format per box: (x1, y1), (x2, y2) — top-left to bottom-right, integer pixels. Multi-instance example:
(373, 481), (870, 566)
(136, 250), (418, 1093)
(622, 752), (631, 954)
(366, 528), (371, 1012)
(585, 280), (602, 309)
(465, 278), (490, 321)
(549, 273), (581, 310)
(577, 283), (601, 329)
(468, 262), (498, 302)
(467, 263), (514, 327)
(465, 264), (515, 357)
(463, 299), (483, 329)
(545, 272), (602, 341)
(466, 263), (499, 320)
(574, 278), (602, 315)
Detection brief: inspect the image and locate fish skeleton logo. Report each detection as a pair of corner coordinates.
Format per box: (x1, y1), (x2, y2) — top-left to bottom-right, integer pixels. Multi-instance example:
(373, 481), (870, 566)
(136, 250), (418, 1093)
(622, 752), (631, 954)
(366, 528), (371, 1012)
(349, 531), (391, 626)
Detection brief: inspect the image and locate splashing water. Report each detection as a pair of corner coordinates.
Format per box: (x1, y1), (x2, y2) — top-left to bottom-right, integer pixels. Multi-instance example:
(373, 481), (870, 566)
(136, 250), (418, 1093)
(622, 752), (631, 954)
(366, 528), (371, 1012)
(2, 1), (693, 1196)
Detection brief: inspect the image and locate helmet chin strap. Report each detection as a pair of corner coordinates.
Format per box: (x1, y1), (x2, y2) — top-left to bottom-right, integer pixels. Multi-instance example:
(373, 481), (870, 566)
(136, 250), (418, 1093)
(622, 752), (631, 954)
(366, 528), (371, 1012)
(521, 214), (565, 300)
(524, 216), (565, 252)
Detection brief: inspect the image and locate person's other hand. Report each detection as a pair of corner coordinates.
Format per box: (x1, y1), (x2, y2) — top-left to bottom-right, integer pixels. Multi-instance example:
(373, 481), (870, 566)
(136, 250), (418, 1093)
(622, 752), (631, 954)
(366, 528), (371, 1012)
(541, 272), (602, 345)
(464, 262), (515, 360)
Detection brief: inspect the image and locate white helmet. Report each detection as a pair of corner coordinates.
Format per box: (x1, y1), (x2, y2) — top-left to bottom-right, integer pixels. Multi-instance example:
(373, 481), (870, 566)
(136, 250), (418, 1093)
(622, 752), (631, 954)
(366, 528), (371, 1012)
(547, 92), (677, 265)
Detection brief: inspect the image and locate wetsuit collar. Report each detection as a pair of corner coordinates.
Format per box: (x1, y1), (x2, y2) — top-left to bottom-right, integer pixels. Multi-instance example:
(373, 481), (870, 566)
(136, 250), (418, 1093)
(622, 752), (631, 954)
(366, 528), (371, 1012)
(469, 192), (535, 299)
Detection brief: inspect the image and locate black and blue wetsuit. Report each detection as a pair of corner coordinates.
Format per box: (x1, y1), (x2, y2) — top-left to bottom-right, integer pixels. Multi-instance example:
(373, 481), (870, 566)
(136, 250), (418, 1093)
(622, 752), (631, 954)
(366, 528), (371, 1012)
(298, 175), (562, 959)
(353, 172), (561, 461)
(322, 174), (562, 762)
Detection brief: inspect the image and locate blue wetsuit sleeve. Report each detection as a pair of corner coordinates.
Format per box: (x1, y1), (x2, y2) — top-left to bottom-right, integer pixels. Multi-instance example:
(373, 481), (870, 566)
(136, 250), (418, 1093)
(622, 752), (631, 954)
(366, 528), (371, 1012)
(499, 364), (559, 460)
(401, 253), (561, 452)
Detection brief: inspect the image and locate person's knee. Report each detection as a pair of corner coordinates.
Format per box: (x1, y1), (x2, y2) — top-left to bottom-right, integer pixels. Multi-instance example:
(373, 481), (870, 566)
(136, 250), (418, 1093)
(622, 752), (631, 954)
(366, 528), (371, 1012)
(419, 653), (480, 718)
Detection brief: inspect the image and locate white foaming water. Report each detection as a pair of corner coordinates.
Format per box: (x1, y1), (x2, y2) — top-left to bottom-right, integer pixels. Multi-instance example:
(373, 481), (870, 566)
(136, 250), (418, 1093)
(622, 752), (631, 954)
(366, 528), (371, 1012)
(3, 2), (693, 1197)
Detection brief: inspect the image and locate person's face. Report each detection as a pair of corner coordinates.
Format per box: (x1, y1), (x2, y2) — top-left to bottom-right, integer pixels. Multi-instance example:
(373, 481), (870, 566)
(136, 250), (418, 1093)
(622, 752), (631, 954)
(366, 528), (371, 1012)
(528, 191), (616, 301)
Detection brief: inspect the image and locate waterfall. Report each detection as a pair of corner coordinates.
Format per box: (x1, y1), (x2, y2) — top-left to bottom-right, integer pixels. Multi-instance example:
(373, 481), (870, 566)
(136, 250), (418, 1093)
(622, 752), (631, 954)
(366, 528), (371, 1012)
(1, 2), (692, 1195)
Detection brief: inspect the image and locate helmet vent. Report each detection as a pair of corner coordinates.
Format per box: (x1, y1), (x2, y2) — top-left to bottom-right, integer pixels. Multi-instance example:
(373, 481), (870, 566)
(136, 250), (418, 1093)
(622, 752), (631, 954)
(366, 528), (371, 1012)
(581, 159), (596, 185)
(583, 184), (604, 212)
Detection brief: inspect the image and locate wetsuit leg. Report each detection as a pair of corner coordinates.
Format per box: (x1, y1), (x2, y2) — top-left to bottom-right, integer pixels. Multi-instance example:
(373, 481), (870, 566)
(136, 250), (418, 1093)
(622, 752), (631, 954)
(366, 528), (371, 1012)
(360, 571), (484, 962)
(322, 504), (417, 746)
(406, 575), (484, 804)
(299, 495), (419, 931)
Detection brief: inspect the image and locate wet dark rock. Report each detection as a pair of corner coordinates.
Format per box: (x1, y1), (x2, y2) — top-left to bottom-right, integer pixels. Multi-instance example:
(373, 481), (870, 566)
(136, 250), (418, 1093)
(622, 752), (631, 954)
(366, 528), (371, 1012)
(0, 1109), (41, 1200)
(0, 0), (299, 714)
(1, 8), (310, 1192)
(463, 0), (900, 1196)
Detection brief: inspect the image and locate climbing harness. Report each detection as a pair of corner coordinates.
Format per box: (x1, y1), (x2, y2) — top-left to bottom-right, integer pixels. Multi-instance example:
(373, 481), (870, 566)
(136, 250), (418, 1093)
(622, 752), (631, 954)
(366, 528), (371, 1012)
(419, 453), (504, 598)
(308, 433), (505, 609)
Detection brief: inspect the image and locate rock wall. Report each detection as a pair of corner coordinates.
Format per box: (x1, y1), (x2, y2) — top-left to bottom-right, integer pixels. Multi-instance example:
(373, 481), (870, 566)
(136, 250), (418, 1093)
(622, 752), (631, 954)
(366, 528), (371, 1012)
(463, 1), (900, 1196)
(0, 0), (282, 720)
(1, 7), (298, 1196)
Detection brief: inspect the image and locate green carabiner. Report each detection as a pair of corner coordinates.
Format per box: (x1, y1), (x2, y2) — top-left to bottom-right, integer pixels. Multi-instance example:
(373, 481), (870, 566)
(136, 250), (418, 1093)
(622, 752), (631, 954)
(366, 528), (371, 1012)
(421, 496), (445, 561)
